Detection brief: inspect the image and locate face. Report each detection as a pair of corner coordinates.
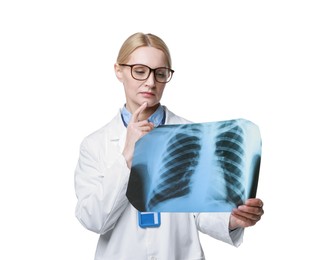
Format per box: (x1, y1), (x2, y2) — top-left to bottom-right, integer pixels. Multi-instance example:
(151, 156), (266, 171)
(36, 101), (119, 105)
(115, 46), (168, 113)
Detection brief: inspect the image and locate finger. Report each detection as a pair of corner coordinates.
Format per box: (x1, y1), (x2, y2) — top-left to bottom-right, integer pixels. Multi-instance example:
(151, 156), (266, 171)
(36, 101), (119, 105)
(130, 102), (148, 124)
(233, 207), (263, 219)
(137, 120), (154, 129)
(235, 205), (264, 217)
(139, 124), (155, 133)
(137, 120), (153, 126)
(231, 212), (260, 227)
(232, 212), (262, 229)
(245, 198), (264, 208)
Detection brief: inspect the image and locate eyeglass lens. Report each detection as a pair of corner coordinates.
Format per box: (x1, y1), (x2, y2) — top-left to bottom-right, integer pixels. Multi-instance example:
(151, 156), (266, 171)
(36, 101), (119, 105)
(131, 65), (172, 83)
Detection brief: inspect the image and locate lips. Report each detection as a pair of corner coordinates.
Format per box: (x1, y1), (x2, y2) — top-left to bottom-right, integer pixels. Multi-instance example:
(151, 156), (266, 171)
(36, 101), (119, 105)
(140, 92), (155, 97)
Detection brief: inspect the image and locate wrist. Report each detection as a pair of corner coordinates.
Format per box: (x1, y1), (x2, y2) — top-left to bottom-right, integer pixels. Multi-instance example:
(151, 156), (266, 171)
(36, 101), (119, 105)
(122, 150), (132, 169)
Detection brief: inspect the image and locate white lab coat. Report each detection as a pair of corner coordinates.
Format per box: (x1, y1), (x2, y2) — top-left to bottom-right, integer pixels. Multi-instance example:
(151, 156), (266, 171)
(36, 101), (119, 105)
(75, 106), (244, 260)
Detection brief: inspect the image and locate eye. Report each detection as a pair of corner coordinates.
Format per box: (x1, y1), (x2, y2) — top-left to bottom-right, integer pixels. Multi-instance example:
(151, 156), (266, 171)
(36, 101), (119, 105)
(155, 69), (168, 79)
(133, 67), (147, 75)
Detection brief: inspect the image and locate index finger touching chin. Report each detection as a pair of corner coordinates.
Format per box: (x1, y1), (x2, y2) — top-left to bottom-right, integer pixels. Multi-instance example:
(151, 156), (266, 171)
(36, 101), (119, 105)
(130, 102), (148, 123)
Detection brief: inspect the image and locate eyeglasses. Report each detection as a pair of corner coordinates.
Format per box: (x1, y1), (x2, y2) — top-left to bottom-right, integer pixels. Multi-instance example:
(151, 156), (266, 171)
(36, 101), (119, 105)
(119, 64), (174, 83)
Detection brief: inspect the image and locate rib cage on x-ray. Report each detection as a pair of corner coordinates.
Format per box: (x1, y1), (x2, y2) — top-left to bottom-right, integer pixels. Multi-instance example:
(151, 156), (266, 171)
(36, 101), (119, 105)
(126, 119), (261, 212)
(148, 125), (202, 210)
(214, 121), (245, 206)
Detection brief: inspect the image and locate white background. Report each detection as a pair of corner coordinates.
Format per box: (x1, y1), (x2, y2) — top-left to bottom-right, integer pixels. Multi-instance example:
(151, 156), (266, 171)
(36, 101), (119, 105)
(1, 0), (324, 259)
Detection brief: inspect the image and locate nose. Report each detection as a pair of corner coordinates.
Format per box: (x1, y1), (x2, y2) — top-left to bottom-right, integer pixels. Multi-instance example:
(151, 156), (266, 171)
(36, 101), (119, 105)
(145, 71), (156, 87)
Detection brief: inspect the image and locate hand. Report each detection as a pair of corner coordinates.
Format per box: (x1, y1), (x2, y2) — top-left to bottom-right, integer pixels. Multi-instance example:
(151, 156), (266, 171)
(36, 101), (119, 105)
(122, 102), (154, 169)
(229, 198), (264, 230)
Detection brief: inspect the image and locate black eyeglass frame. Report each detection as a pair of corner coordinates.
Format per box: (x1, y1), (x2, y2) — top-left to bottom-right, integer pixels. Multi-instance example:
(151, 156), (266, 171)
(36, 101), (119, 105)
(119, 64), (175, 83)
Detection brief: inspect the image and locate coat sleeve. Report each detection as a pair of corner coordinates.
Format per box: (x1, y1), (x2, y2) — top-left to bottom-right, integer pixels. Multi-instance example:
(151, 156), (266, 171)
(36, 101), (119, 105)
(74, 136), (130, 234)
(194, 213), (244, 247)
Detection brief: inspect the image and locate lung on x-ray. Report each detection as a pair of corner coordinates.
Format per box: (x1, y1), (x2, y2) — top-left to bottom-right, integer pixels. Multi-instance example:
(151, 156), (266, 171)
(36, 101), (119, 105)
(126, 119), (261, 212)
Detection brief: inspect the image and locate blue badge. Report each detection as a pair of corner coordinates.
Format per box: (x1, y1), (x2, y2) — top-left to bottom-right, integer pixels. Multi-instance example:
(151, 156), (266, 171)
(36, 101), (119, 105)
(138, 212), (161, 228)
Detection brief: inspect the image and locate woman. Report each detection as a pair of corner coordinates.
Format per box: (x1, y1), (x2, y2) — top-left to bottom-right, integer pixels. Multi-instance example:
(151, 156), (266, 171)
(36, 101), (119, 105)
(74, 32), (264, 260)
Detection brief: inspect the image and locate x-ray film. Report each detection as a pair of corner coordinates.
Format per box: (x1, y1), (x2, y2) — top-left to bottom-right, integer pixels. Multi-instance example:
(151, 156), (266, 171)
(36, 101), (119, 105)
(126, 119), (261, 212)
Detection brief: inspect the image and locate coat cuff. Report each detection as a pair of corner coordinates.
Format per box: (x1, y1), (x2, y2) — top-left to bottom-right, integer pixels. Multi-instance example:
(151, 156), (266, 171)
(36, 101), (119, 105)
(195, 212), (244, 247)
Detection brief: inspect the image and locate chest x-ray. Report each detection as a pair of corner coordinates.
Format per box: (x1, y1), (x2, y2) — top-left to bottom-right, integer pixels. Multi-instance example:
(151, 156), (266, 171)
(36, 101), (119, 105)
(126, 119), (261, 212)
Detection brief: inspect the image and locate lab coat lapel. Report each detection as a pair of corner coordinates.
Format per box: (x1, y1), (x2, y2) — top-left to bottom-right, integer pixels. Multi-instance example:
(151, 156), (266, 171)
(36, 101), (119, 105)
(107, 111), (127, 154)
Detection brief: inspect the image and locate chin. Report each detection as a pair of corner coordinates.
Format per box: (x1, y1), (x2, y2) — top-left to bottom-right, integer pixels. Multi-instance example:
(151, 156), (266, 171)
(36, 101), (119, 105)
(147, 102), (160, 108)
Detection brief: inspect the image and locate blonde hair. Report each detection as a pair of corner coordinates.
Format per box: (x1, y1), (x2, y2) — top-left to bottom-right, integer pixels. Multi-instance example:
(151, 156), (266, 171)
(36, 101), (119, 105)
(116, 32), (172, 68)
